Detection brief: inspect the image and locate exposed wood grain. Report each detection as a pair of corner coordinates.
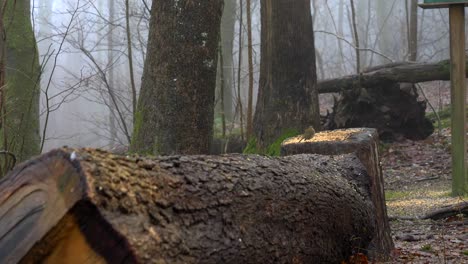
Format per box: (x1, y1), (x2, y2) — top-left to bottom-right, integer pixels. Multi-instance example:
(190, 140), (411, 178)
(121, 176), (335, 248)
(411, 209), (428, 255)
(0, 152), (85, 264)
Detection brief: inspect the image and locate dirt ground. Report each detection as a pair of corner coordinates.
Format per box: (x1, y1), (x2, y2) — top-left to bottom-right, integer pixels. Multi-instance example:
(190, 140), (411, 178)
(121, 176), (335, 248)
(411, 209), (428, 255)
(380, 129), (467, 263)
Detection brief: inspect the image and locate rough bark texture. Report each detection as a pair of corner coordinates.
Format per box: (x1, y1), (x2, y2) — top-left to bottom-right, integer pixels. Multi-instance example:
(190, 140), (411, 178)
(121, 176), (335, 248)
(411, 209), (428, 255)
(131, 0), (224, 155)
(323, 82), (433, 141)
(1, 148), (376, 263)
(281, 128), (394, 259)
(254, 0), (320, 149)
(4, 0), (41, 162)
(317, 59), (454, 94)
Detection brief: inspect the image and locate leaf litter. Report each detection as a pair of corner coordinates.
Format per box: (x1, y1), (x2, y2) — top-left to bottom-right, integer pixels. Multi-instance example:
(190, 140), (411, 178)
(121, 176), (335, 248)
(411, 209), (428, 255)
(380, 129), (467, 263)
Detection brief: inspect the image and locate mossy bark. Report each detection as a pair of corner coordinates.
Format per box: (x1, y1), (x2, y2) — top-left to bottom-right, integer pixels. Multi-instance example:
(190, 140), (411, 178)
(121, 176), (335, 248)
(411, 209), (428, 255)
(131, 0), (224, 155)
(254, 0), (320, 150)
(3, 0), (41, 162)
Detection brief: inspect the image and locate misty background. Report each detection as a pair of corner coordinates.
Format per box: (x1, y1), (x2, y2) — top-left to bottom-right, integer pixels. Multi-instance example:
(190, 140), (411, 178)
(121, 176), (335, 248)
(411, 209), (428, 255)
(33, 0), (453, 152)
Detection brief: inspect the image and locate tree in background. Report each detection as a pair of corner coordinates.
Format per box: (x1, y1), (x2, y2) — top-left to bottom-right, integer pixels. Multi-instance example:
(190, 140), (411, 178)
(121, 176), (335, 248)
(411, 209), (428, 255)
(131, 0), (224, 155)
(3, 0), (41, 162)
(407, 0), (418, 61)
(216, 0), (235, 123)
(252, 0), (320, 151)
(245, 0), (254, 139)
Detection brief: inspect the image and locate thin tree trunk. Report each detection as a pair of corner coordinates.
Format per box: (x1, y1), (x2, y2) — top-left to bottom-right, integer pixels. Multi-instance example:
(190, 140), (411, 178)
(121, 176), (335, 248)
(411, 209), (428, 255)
(125, 0), (137, 120)
(408, 0), (418, 61)
(219, 41), (226, 137)
(354, 0), (370, 69)
(374, 0), (395, 65)
(108, 0), (117, 148)
(246, 0), (253, 139)
(350, 0), (360, 75)
(220, 0), (236, 121)
(237, 0), (244, 141)
(337, 0), (345, 75)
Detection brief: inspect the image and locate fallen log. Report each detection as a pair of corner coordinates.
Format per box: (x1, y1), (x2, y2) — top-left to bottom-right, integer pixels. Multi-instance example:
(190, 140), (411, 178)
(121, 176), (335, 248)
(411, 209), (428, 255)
(281, 128), (394, 259)
(421, 201), (468, 220)
(1, 148), (376, 263)
(318, 59), (454, 93)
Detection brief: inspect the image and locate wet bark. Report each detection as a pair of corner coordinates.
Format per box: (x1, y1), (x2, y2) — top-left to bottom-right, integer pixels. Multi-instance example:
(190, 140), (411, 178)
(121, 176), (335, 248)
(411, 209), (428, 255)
(254, 0), (320, 149)
(281, 128), (394, 259)
(131, 0), (224, 155)
(2, 148), (375, 263)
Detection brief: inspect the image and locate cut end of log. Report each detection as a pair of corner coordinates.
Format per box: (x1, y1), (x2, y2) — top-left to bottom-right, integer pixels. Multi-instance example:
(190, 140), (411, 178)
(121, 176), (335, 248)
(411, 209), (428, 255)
(284, 128), (367, 144)
(281, 128), (377, 156)
(21, 201), (137, 264)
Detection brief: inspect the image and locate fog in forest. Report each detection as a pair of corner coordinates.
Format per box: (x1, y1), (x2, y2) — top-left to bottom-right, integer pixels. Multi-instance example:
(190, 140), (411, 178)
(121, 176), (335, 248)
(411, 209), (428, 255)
(33, 0), (452, 153)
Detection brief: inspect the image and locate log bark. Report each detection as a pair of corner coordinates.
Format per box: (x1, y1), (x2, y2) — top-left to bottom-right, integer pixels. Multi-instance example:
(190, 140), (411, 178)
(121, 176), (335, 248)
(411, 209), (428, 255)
(318, 59), (455, 93)
(1, 148), (377, 263)
(281, 128), (394, 259)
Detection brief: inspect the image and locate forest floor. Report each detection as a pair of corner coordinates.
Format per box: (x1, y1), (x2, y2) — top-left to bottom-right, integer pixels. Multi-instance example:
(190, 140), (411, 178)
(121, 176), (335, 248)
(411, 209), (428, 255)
(380, 128), (467, 263)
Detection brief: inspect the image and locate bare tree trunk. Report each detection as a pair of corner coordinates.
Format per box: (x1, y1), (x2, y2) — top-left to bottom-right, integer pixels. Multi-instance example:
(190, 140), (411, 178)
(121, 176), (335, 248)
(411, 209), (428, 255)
(219, 0), (236, 121)
(375, 0), (394, 64)
(108, 0), (117, 148)
(125, 0), (137, 120)
(337, 0), (345, 75)
(355, 0), (370, 68)
(254, 0), (320, 149)
(408, 0), (418, 61)
(350, 0), (360, 75)
(3, 0), (41, 162)
(131, 0), (224, 155)
(219, 41), (226, 137)
(236, 0), (244, 141)
(246, 0), (254, 139)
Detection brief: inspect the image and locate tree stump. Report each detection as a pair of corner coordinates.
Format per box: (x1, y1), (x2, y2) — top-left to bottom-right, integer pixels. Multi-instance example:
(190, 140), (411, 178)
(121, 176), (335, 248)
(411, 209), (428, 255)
(0, 148), (377, 263)
(281, 128), (394, 259)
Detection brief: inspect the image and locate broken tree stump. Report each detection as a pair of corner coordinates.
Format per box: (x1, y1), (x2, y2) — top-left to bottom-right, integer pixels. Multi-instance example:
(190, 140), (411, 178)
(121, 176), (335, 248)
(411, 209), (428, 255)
(1, 148), (376, 263)
(281, 128), (394, 259)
